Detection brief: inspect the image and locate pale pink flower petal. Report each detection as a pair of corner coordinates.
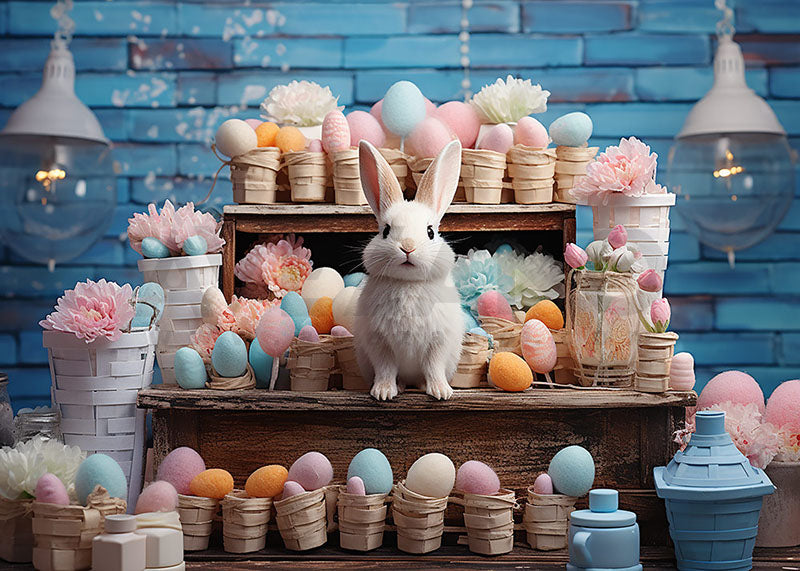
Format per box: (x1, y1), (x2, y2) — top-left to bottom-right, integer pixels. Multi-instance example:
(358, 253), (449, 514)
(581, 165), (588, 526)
(263, 255), (312, 298)
(127, 200), (224, 256)
(572, 137), (660, 204)
(191, 323), (222, 362)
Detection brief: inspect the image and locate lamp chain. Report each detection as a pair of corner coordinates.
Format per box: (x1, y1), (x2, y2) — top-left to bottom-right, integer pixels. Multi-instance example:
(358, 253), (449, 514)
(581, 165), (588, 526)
(714, 0), (735, 40)
(50, 0), (75, 48)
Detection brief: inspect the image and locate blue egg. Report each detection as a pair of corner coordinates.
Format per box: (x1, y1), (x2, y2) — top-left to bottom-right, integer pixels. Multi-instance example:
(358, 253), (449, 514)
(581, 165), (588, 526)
(343, 272), (366, 288)
(281, 291), (310, 336)
(463, 309), (479, 330)
(549, 112), (593, 147)
(131, 282), (165, 328)
(347, 448), (393, 495)
(174, 347), (208, 389)
(75, 453), (128, 504)
(495, 244), (513, 255)
(469, 327), (489, 338)
(211, 331), (248, 378)
(183, 235), (208, 256)
(548, 445), (595, 497)
(382, 81), (427, 137)
(249, 340), (274, 389)
(141, 237), (170, 259)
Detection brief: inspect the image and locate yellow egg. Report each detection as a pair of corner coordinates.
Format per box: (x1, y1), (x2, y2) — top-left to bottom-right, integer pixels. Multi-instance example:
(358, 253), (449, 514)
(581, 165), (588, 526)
(255, 121), (279, 147)
(275, 126), (306, 153)
(525, 300), (564, 330)
(189, 468), (234, 499)
(489, 352), (533, 392)
(245, 465), (288, 498)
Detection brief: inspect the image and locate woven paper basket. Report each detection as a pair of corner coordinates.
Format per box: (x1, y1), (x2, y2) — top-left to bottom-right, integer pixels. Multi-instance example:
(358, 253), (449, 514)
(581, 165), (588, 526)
(337, 487), (388, 552)
(460, 490), (516, 555)
(283, 150), (328, 202)
(274, 488), (328, 551)
(287, 337), (335, 392)
(554, 146), (598, 204)
(507, 146), (556, 204)
(635, 331), (678, 393)
(231, 147), (281, 204)
(550, 329), (577, 385)
(177, 494), (219, 552)
(379, 148), (408, 193)
(450, 332), (491, 388)
(523, 488), (577, 551)
(392, 481), (449, 554)
(331, 336), (369, 391)
(407, 156), (433, 200)
(331, 149), (367, 205)
(221, 490), (272, 554)
(461, 149), (506, 204)
(478, 316), (522, 355)
(0, 497), (33, 563)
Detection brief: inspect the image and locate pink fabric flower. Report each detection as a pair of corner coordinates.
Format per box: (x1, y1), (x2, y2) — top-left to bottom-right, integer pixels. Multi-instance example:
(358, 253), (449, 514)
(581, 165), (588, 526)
(637, 269), (663, 292)
(650, 298), (670, 333)
(218, 296), (278, 341)
(607, 225), (628, 249)
(40, 279), (135, 342)
(706, 402), (779, 469)
(127, 200), (224, 256)
(191, 323), (222, 362)
(263, 255), (312, 298)
(171, 202), (225, 254)
(572, 137), (660, 204)
(234, 235), (313, 298)
(564, 243), (588, 269)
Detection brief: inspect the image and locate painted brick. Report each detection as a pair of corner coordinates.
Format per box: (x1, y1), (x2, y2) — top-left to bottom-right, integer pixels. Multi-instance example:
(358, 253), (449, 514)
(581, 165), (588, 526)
(585, 34), (710, 66)
(177, 72), (218, 106)
(703, 233), (800, 263)
(670, 296), (715, 332)
(0, 301), (55, 332)
(117, 178), (131, 204)
(769, 263), (800, 295)
(131, 39), (233, 71)
(772, 99), (800, 135)
(522, 2), (631, 33)
(0, 74), (40, 107)
(178, 4), (277, 38)
(468, 68), (634, 103)
(664, 262), (772, 296)
(345, 36), (460, 69)
(217, 72), (354, 106)
(233, 38), (343, 69)
(638, 2), (720, 33)
(779, 201), (800, 230)
(588, 103), (693, 138)
(739, 35), (800, 65)
(0, 38), (127, 72)
(178, 143), (226, 177)
(0, 334), (17, 366)
(771, 67), (800, 98)
(738, 3), (800, 34)
(276, 3), (406, 36)
(779, 333), (800, 365)
(576, 204), (593, 232)
(355, 69), (467, 103)
(5, 368), (52, 408)
(409, 2), (519, 34)
(106, 203), (146, 238)
(636, 67), (768, 101)
(675, 333), (775, 366)
(716, 298), (800, 331)
(127, 107), (248, 143)
(95, 109), (128, 141)
(0, 3), (6, 35)
(17, 331), (47, 365)
(470, 35), (582, 68)
(130, 176), (230, 209)
(0, 266), (95, 299)
(77, 73), (177, 108)
(94, 266), (144, 288)
(668, 232), (701, 263)
(113, 144), (178, 177)
(60, 239), (126, 267)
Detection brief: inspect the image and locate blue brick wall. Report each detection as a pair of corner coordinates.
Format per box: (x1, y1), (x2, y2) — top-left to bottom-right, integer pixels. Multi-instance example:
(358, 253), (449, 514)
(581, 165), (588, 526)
(1, 0), (798, 409)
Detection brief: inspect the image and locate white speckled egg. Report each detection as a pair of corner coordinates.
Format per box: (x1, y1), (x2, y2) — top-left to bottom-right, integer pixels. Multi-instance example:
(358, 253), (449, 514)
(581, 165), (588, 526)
(211, 331), (248, 378)
(201, 286), (228, 325)
(520, 319), (557, 373)
(406, 453), (456, 498)
(322, 110), (351, 154)
(215, 119), (258, 158)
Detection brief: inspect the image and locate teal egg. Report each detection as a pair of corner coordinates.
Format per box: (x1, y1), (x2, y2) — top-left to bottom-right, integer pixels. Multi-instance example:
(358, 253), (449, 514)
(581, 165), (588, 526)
(463, 309), (479, 330)
(174, 347), (208, 389)
(548, 445), (595, 497)
(131, 282), (165, 328)
(469, 327), (489, 338)
(183, 235), (208, 256)
(249, 340), (274, 389)
(347, 448), (393, 495)
(75, 453), (128, 504)
(495, 244), (513, 255)
(549, 112), (593, 147)
(211, 331), (248, 377)
(343, 272), (366, 287)
(280, 291), (310, 336)
(381, 81), (426, 137)
(141, 237), (170, 259)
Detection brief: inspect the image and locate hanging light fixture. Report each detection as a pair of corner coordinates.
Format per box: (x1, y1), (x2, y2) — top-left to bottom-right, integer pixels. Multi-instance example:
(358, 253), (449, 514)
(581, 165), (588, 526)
(666, 0), (795, 267)
(0, 0), (117, 270)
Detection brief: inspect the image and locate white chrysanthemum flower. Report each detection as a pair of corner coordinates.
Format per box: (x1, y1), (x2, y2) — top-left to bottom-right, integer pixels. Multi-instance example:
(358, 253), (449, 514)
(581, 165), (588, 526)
(260, 80), (343, 127)
(470, 75), (550, 124)
(494, 249), (564, 310)
(0, 437), (85, 500)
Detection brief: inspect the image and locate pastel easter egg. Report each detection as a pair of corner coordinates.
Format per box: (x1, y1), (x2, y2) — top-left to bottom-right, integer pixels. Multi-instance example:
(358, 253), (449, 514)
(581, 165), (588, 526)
(131, 282), (165, 328)
(406, 117), (454, 159)
(347, 110), (385, 147)
(435, 101), (481, 148)
(532, 473), (554, 495)
(521, 319), (557, 374)
(381, 81), (427, 137)
(549, 112), (593, 147)
(669, 352), (696, 391)
(524, 300), (564, 331)
(322, 110), (351, 154)
(156, 447), (206, 495)
(307, 139), (323, 152)
(281, 291), (311, 335)
(248, 340), (274, 389)
(35, 473), (70, 505)
(469, 327), (490, 338)
(456, 460), (501, 496)
(215, 119), (258, 158)
(174, 347), (208, 389)
(201, 286), (228, 325)
(370, 100), (386, 129)
(256, 307), (296, 358)
(347, 448), (393, 495)
(697, 370), (765, 414)
(463, 309), (479, 330)
(281, 481), (306, 499)
(495, 243), (514, 255)
(478, 123), (514, 154)
(406, 453), (456, 498)
(346, 476), (366, 496)
(275, 126), (306, 153)
(514, 116), (549, 148)
(75, 453), (128, 504)
(246, 465), (289, 498)
(245, 119), (262, 130)
(331, 325), (352, 337)
(211, 331), (248, 378)
(548, 445), (595, 497)
(424, 98), (437, 115)
(255, 121), (279, 147)
(476, 291), (514, 321)
(288, 451), (334, 491)
(343, 272), (366, 287)
(135, 481), (178, 514)
(298, 325), (320, 343)
(332, 286), (360, 332)
(190, 468), (234, 500)
(141, 237), (170, 259)
(301, 267), (344, 310)
(309, 297), (335, 335)
(183, 235), (208, 256)
(489, 352), (532, 392)
(766, 380), (800, 431)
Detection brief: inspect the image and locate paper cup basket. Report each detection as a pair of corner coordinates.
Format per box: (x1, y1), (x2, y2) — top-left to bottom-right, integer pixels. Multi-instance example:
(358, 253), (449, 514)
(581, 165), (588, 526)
(331, 336), (369, 391)
(230, 147), (281, 204)
(523, 488), (577, 550)
(478, 316), (522, 356)
(287, 337), (335, 392)
(392, 481), (448, 554)
(337, 486), (388, 552)
(456, 490), (516, 555)
(177, 494), (219, 552)
(221, 490), (272, 554)
(450, 332), (491, 388)
(274, 487), (328, 551)
(0, 497), (34, 563)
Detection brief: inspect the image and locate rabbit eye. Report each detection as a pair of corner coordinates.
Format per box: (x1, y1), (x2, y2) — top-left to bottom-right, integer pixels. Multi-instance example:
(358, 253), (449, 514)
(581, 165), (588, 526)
(427, 225), (435, 240)
(382, 224), (391, 239)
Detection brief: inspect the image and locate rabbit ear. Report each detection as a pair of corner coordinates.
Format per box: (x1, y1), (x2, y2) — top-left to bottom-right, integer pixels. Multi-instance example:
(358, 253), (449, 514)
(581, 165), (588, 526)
(415, 139), (462, 222)
(359, 140), (403, 219)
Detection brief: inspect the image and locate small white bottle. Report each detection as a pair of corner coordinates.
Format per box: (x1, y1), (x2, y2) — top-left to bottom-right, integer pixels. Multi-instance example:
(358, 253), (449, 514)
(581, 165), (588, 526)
(135, 511), (185, 570)
(92, 514), (146, 571)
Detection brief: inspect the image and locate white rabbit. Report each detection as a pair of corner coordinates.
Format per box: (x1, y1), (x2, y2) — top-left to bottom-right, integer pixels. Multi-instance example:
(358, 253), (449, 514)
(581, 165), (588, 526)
(354, 139), (465, 401)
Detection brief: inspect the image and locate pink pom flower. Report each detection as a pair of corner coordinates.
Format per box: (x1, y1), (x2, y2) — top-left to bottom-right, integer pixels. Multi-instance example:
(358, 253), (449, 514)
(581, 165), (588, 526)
(637, 269), (663, 292)
(127, 200), (224, 256)
(564, 243), (588, 269)
(40, 279), (136, 343)
(650, 298), (670, 333)
(171, 202), (225, 254)
(191, 323), (222, 362)
(607, 225), (628, 249)
(263, 255), (312, 298)
(218, 296), (278, 341)
(234, 235), (313, 298)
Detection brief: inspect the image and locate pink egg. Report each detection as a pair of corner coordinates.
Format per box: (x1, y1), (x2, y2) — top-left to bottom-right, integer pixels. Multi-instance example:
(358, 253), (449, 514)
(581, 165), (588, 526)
(669, 352), (696, 391)
(521, 319), (557, 374)
(476, 291), (514, 321)
(35, 473), (70, 505)
(331, 325), (353, 337)
(533, 473), (554, 495)
(514, 116), (549, 148)
(288, 451), (333, 491)
(346, 476), (366, 496)
(135, 481), (179, 514)
(456, 460), (501, 496)
(479, 123), (514, 154)
(697, 370), (765, 414)
(424, 98), (437, 115)
(307, 139), (323, 152)
(765, 380), (800, 431)
(156, 447), (206, 495)
(256, 307), (296, 358)
(347, 110), (386, 148)
(406, 117), (454, 158)
(435, 101), (481, 148)
(298, 325), (320, 343)
(321, 110), (351, 154)
(244, 119), (262, 130)
(281, 481), (306, 499)
(370, 100), (386, 129)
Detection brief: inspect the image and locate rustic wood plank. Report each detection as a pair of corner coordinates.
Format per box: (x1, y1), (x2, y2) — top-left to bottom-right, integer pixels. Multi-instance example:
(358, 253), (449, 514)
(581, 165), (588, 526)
(221, 216), (236, 301)
(224, 203), (576, 216)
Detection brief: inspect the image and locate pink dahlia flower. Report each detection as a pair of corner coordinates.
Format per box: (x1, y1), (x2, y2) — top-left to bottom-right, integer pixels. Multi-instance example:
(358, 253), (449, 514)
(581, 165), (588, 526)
(263, 255), (312, 298)
(234, 235), (313, 298)
(218, 296), (278, 341)
(127, 200), (224, 256)
(172, 202), (225, 254)
(191, 323), (222, 362)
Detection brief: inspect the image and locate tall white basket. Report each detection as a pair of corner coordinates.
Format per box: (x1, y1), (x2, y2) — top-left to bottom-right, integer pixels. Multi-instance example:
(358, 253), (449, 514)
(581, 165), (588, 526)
(43, 328), (158, 508)
(137, 254), (221, 384)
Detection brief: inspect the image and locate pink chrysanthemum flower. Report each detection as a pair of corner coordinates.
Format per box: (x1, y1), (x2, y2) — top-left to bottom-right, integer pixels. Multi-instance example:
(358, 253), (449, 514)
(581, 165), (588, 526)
(263, 255), (312, 298)
(234, 234), (313, 298)
(191, 323), (222, 362)
(40, 279), (135, 343)
(172, 202), (225, 254)
(217, 296), (278, 341)
(127, 200), (224, 256)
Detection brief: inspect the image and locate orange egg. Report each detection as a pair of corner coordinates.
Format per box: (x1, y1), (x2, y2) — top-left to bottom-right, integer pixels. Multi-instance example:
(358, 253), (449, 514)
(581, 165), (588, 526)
(189, 468), (234, 499)
(275, 126), (306, 153)
(489, 352), (533, 392)
(255, 121), (279, 147)
(245, 465), (288, 498)
(309, 296), (335, 334)
(525, 300), (564, 330)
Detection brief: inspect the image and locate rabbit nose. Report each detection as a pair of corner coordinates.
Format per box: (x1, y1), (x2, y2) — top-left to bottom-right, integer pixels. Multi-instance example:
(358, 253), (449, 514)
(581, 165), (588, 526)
(400, 239), (416, 254)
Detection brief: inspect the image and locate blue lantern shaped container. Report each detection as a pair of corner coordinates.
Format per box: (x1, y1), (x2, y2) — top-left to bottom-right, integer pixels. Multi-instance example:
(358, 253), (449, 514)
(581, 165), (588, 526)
(654, 411), (775, 570)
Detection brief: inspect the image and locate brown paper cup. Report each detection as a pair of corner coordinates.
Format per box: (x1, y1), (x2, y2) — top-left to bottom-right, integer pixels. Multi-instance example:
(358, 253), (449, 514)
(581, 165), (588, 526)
(462, 489), (516, 555)
(554, 145), (599, 204)
(331, 336), (369, 391)
(287, 337), (335, 392)
(478, 316), (523, 355)
(635, 331), (678, 393)
(392, 481), (448, 554)
(332, 148), (367, 205)
(274, 488), (327, 551)
(461, 149), (506, 205)
(451, 332), (491, 388)
(523, 488), (576, 551)
(177, 494), (219, 552)
(379, 148), (408, 193)
(507, 145), (556, 204)
(231, 147), (281, 204)
(0, 497), (33, 563)
(337, 487), (388, 551)
(283, 150), (328, 202)
(221, 490), (272, 554)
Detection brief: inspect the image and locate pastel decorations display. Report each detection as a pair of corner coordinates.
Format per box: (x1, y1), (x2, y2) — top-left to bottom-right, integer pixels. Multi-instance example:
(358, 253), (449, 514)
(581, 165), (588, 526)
(532, 473), (554, 495)
(201, 286), (227, 325)
(697, 370), (765, 414)
(549, 112), (593, 147)
(514, 116), (549, 148)
(520, 319), (557, 374)
(322, 110), (351, 154)
(346, 476), (366, 496)
(211, 331), (248, 378)
(406, 453), (456, 498)
(347, 110), (385, 147)
(489, 352), (533, 392)
(347, 448), (393, 495)
(156, 447), (206, 495)
(435, 101), (481, 148)
(343, 272), (366, 288)
(280, 291), (311, 336)
(288, 451), (334, 491)
(478, 123), (514, 154)
(298, 325), (321, 343)
(282, 481), (306, 499)
(455, 460), (501, 496)
(75, 453), (128, 504)
(275, 126), (306, 153)
(331, 325), (352, 337)
(309, 297), (335, 334)
(245, 465), (289, 498)
(381, 80), (427, 137)
(301, 267), (344, 310)
(141, 237), (170, 259)
(35, 473), (70, 506)
(407, 117), (454, 158)
(183, 235), (208, 256)
(174, 347), (208, 389)
(548, 445), (595, 497)
(307, 139), (323, 152)
(131, 282), (165, 328)
(256, 307), (296, 357)
(244, 119), (262, 130)
(190, 469), (234, 500)
(215, 119), (258, 158)
(476, 290), (514, 321)
(135, 481), (178, 514)
(669, 352), (696, 391)
(524, 300), (564, 330)
(332, 286), (360, 332)
(765, 380), (800, 431)
(255, 121), (279, 147)
(463, 309), (480, 330)
(248, 341), (274, 388)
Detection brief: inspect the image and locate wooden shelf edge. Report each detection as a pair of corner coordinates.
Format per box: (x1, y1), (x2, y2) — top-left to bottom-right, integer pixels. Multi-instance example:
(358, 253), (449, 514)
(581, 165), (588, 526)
(224, 203), (577, 216)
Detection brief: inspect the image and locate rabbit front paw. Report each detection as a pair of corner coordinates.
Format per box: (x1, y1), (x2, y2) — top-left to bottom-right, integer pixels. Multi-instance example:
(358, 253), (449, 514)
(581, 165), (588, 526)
(426, 379), (453, 401)
(371, 380), (399, 401)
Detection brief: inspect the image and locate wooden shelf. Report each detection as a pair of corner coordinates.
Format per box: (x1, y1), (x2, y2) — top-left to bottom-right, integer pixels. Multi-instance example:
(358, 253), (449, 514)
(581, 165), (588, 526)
(223, 203), (576, 216)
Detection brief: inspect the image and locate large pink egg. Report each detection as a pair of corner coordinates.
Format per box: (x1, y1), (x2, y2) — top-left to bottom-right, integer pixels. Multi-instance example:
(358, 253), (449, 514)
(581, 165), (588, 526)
(35, 473), (70, 505)
(435, 101), (481, 148)
(456, 460), (501, 495)
(521, 319), (557, 374)
(370, 100), (386, 129)
(765, 380), (800, 431)
(281, 481), (306, 499)
(476, 291), (514, 321)
(424, 98), (437, 115)
(135, 481), (178, 514)
(533, 473), (553, 495)
(321, 110), (351, 154)
(288, 451), (333, 491)
(307, 139), (323, 152)
(347, 110), (385, 147)
(406, 117), (455, 158)
(156, 447), (206, 495)
(697, 370), (765, 414)
(514, 116), (549, 148)
(256, 307), (296, 358)
(479, 123), (514, 154)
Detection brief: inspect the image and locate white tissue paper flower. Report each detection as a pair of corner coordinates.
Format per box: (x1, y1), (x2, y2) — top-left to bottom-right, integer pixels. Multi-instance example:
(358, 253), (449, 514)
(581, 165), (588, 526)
(494, 249), (564, 310)
(470, 75), (550, 124)
(0, 437), (85, 500)
(260, 80), (343, 127)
